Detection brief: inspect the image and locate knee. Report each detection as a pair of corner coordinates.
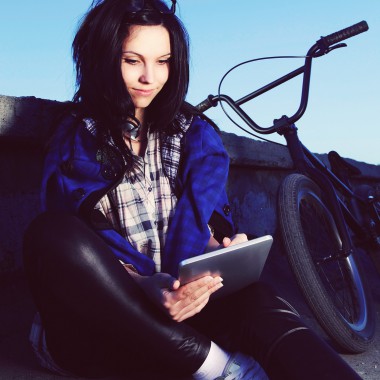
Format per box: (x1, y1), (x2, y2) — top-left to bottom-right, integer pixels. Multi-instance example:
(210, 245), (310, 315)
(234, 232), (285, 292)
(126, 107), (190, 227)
(243, 282), (303, 327)
(25, 211), (78, 237)
(237, 282), (286, 311)
(235, 282), (306, 341)
(23, 211), (85, 263)
(23, 212), (54, 258)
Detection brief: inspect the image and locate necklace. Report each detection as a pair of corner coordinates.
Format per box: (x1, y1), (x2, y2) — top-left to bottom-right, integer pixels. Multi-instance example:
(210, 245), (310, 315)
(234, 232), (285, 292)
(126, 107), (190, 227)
(124, 135), (148, 153)
(123, 121), (150, 153)
(129, 136), (147, 143)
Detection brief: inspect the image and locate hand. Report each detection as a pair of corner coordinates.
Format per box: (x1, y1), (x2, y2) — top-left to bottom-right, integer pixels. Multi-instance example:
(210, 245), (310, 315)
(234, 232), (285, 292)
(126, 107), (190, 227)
(164, 275), (223, 322)
(206, 233), (248, 252)
(129, 271), (223, 322)
(220, 233), (248, 249)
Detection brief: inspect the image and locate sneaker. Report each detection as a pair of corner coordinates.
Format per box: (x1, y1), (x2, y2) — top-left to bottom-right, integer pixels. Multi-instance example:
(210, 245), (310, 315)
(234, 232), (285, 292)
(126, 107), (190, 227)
(215, 353), (269, 380)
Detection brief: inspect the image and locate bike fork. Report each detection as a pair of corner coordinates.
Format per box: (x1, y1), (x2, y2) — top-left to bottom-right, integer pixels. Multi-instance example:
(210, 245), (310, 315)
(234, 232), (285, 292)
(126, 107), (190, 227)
(281, 123), (354, 259)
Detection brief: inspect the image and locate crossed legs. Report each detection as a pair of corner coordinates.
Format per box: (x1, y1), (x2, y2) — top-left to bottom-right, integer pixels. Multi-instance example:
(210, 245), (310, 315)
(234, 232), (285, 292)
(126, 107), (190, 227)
(23, 211), (361, 379)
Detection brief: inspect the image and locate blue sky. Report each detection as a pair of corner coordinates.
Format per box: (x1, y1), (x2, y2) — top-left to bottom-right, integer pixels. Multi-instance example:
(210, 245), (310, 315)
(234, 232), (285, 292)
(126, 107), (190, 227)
(0, 0), (379, 164)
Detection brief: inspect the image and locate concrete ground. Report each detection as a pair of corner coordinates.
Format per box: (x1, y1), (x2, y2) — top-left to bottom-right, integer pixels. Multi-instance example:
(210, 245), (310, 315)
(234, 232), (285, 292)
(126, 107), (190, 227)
(1, 242), (380, 380)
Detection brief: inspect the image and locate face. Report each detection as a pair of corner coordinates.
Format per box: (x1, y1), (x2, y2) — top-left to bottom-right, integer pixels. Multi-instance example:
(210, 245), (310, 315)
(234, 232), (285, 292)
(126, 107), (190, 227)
(121, 25), (171, 121)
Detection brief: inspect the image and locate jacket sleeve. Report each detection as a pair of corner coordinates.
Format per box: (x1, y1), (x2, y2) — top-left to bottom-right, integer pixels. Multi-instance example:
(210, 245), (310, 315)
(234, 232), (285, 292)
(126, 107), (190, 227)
(161, 117), (234, 277)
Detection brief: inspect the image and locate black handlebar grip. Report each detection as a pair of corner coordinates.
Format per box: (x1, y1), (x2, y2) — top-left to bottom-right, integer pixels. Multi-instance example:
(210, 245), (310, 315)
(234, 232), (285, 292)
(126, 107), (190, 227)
(196, 96), (214, 112)
(323, 21), (368, 47)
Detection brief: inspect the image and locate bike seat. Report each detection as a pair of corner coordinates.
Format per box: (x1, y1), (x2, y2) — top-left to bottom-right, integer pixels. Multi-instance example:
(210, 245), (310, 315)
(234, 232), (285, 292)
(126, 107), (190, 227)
(328, 151), (362, 184)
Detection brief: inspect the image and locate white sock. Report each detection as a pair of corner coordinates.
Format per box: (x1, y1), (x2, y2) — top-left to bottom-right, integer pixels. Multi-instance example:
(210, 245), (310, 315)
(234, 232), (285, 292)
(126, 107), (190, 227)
(192, 341), (230, 380)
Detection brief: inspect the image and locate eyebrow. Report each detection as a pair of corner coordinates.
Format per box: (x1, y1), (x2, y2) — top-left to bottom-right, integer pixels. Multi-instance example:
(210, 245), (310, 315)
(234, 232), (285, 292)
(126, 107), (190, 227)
(121, 51), (171, 58)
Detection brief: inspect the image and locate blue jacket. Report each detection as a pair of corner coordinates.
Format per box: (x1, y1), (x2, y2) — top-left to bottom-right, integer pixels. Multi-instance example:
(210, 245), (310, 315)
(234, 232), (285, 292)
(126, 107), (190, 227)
(41, 113), (234, 277)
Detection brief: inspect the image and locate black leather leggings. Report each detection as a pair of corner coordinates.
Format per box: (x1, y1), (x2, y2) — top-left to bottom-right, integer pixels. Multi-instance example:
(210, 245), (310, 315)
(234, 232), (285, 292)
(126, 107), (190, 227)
(23, 212), (362, 379)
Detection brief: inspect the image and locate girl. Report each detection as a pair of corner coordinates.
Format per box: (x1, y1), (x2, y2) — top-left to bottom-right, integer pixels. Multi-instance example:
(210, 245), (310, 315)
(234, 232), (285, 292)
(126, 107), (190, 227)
(23, 1), (362, 379)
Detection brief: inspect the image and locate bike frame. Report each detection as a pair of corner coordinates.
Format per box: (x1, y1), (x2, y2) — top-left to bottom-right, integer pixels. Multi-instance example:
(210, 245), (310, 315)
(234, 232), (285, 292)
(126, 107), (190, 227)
(198, 23), (372, 262)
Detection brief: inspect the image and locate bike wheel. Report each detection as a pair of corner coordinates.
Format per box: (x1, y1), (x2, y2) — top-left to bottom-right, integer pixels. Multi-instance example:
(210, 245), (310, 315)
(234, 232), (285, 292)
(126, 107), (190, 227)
(278, 173), (375, 353)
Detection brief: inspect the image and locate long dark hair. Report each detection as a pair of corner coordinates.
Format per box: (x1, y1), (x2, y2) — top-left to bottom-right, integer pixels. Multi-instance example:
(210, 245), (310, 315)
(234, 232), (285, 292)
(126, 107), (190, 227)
(72, 0), (190, 137)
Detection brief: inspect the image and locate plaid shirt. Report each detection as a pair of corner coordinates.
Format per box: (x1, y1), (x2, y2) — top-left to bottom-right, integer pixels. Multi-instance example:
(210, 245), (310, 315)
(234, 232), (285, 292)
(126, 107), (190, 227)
(85, 115), (191, 272)
(95, 130), (178, 272)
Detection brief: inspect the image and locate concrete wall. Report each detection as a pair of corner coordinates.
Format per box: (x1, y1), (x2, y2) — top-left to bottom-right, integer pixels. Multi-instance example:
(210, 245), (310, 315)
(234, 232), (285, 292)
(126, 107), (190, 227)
(222, 131), (380, 238)
(1, 95), (379, 275)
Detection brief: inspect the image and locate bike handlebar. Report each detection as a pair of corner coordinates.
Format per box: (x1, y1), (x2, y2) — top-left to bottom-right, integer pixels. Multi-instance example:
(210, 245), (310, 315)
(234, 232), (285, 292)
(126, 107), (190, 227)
(196, 97), (214, 114)
(196, 21), (369, 133)
(322, 21), (368, 47)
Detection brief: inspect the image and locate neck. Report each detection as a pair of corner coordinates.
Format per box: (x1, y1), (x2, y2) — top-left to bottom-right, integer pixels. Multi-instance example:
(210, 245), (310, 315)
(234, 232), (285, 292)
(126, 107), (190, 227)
(135, 108), (145, 127)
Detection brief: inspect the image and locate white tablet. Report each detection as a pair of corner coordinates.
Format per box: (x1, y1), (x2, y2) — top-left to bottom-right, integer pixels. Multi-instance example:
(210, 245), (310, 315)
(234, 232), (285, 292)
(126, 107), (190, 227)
(178, 235), (273, 298)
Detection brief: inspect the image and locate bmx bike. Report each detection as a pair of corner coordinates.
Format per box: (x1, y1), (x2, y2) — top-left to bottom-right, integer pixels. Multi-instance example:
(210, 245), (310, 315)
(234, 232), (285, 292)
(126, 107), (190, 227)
(197, 21), (379, 354)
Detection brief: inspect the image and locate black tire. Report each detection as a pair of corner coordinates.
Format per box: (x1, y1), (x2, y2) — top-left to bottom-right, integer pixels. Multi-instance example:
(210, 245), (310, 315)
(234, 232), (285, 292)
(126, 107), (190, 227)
(278, 173), (375, 353)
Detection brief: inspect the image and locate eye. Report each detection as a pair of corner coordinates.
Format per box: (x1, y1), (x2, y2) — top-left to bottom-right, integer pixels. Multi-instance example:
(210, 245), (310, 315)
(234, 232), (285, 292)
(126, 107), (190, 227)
(158, 58), (171, 65)
(123, 58), (140, 65)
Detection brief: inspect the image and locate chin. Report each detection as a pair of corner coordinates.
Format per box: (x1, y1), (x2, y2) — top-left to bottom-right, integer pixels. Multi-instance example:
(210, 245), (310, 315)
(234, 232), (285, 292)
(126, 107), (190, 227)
(133, 98), (155, 110)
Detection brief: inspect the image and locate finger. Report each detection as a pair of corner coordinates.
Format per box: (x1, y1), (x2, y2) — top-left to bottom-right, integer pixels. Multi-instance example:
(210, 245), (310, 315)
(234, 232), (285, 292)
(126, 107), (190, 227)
(176, 297), (210, 322)
(176, 276), (215, 300)
(179, 276), (222, 303)
(170, 279), (180, 291)
(166, 276), (220, 312)
(175, 281), (223, 322)
(165, 277), (219, 316)
(173, 279), (223, 321)
(222, 237), (231, 247)
(228, 233), (248, 247)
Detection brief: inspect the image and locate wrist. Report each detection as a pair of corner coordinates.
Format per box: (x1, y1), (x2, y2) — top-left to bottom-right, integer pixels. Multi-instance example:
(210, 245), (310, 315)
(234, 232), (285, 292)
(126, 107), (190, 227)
(206, 235), (221, 252)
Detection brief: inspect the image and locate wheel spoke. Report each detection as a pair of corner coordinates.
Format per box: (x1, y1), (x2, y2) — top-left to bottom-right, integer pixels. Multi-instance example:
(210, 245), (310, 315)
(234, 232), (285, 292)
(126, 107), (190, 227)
(300, 197), (361, 326)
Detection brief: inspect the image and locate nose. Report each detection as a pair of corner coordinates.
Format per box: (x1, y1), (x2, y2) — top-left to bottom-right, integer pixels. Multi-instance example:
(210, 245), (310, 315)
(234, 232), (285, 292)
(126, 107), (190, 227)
(139, 63), (154, 84)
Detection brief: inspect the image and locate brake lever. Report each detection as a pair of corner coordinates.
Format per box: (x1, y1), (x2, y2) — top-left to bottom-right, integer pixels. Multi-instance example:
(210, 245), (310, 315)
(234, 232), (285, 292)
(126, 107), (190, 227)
(313, 42), (347, 57)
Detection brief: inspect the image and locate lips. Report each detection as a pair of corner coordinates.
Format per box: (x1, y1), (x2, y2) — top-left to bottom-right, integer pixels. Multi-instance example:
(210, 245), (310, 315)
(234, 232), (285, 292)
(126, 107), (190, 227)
(133, 88), (155, 96)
